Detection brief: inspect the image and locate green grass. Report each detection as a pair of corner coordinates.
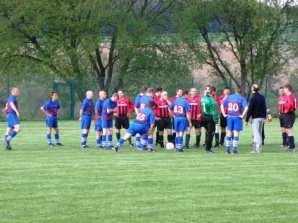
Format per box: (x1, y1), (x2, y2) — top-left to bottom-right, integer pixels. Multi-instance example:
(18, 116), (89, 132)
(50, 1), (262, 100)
(0, 120), (298, 223)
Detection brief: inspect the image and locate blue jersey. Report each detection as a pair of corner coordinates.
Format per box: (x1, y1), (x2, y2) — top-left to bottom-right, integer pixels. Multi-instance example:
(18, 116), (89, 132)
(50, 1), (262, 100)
(6, 95), (18, 115)
(80, 98), (94, 116)
(135, 95), (153, 109)
(102, 98), (117, 120)
(95, 99), (105, 118)
(170, 97), (190, 117)
(42, 100), (60, 117)
(134, 94), (143, 108)
(223, 94), (248, 116)
(134, 108), (155, 129)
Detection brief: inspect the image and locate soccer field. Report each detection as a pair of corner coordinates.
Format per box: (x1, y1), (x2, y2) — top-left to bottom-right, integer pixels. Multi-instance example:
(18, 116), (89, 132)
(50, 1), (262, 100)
(0, 120), (298, 223)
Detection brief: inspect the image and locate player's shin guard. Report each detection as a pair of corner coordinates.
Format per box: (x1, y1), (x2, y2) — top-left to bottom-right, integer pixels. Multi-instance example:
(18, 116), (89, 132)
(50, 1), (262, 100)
(232, 137), (239, 153)
(282, 132), (288, 146)
(176, 136), (183, 152)
(6, 130), (17, 142)
(46, 133), (52, 144)
(288, 136), (295, 149)
(55, 133), (60, 144)
(196, 134), (201, 147)
(185, 134), (190, 148)
(225, 136), (232, 153)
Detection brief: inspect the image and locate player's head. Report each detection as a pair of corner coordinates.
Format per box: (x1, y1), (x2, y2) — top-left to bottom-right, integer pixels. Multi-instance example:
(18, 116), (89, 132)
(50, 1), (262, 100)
(183, 90), (189, 96)
(50, 91), (59, 100)
(284, 84), (293, 94)
(176, 89), (183, 97)
(99, 90), (107, 100)
(234, 87), (241, 94)
(161, 91), (168, 100)
(117, 89), (125, 98)
(204, 85), (212, 96)
(189, 87), (197, 96)
(251, 84), (259, 93)
(279, 87), (285, 96)
(111, 92), (118, 101)
(11, 87), (20, 96)
(155, 87), (163, 97)
(86, 90), (93, 99)
(222, 87), (230, 96)
(146, 88), (154, 96)
(211, 86), (216, 95)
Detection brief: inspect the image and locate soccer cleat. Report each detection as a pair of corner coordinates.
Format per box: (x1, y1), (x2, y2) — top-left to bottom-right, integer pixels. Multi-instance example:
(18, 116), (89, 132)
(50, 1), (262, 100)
(114, 146), (119, 152)
(56, 143), (64, 146)
(48, 143), (55, 148)
(5, 141), (12, 151)
(80, 144), (87, 150)
(176, 149), (184, 152)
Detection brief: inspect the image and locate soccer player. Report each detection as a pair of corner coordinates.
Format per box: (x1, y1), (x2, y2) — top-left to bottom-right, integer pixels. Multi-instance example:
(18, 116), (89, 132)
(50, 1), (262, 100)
(115, 90), (134, 146)
(211, 86), (220, 147)
(155, 90), (173, 147)
(280, 84), (296, 150)
(170, 89), (191, 152)
(153, 87), (163, 146)
(218, 87), (230, 146)
(94, 90), (107, 148)
(185, 88), (202, 149)
(221, 87), (248, 154)
(40, 91), (63, 147)
(79, 90), (94, 149)
(4, 87), (21, 150)
(115, 101), (155, 152)
(278, 87), (288, 148)
(101, 93), (118, 149)
(201, 86), (218, 153)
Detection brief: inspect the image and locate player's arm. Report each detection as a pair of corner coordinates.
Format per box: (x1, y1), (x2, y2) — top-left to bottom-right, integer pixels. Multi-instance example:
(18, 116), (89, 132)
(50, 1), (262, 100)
(241, 106), (249, 119)
(10, 101), (20, 117)
(187, 112), (192, 128)
(79, 102), (85, 121)
(148, 112), (155, 133)
(40, 105), (49, 116)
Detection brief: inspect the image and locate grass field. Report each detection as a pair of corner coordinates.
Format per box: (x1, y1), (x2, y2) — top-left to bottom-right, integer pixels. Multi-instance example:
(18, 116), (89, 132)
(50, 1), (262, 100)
(0, 120), (298, 223)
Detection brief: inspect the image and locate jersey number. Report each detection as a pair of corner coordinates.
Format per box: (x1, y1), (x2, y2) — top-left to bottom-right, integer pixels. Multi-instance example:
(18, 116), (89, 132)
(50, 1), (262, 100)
(136, 113), (146, 121)
(228, 103), (239, 112)
(174, 105), (184, 114)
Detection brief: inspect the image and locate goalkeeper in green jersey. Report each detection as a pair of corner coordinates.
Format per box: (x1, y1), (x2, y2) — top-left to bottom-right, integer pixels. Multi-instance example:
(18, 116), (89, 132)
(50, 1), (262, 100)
(201, 85), (219, 153)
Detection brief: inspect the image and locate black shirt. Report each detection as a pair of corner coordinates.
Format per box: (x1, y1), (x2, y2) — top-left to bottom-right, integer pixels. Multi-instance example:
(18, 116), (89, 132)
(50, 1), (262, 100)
(246, 92), (267, 122)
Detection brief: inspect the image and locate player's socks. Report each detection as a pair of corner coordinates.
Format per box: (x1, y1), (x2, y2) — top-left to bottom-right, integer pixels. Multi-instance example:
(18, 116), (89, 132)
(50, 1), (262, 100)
(116, 132), (121, 141)
(155, 131), (159, 146)
(81, 133), (88, 146)
(282, 132), (287, 146)
(232, 137), (239, 153)
(6, 130), (17, 142)
(225, 136), (232, 153)
(135, 134), (141, 148)
(108, 134), (113, 147)
(147, 136), (154, 150)
(176, 136), (183, 152)
(195, 134), (201, 147)
(173, 132), (176, 144)
(288, 136), (295, 149)
(55, 133), (61, 144)
(185, 134), (190, 148)
(46, 133), (52, 144)
(102, 135), (107, 147)
(220, 132), (226, 145)
(141, 135), (148, 149)
(159, 135), (164, 148)
(96, 137), (102, 147)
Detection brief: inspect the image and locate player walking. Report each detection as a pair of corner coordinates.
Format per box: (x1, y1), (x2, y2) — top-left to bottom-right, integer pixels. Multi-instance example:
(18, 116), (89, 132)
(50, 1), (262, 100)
(4, 87), (21, 150)
(221, 87), (248, 154)
(79, 90), (94, 149)
(40, 91), (63, 147)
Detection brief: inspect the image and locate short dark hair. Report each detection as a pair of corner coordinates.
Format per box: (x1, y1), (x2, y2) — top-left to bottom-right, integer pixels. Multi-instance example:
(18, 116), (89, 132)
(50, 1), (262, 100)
(155, 87), (163, 92)
(49, 91), (58, 99)
(284, 84), (293, 92)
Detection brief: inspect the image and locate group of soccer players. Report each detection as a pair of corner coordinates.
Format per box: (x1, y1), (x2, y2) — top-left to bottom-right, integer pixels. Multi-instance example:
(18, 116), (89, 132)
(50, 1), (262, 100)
(2, 84), (296, 154)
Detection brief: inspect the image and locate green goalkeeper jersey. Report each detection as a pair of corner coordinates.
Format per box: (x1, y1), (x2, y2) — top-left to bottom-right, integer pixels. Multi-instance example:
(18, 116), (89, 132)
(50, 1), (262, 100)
(201, 95), (218, 123)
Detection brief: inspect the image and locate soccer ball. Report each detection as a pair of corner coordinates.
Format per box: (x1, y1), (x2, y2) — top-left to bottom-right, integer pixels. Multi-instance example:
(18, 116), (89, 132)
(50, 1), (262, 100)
(166, 142), (175, 150)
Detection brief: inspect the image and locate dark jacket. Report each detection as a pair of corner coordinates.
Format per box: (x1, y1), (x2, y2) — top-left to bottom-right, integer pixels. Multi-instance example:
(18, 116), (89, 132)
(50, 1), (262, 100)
(246, 92), (267, 122)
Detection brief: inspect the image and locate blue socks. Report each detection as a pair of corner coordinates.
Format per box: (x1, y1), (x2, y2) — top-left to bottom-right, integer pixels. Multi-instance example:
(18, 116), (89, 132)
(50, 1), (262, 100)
(225, 136), (232, 153)
(233, 137), (239, 153)
(135, 134), (141, 148)
(81, 133), (88, 145)
(6, 131), (17, 142)
(175, 136), (183, 151)
(147, 136), (154, 150)
(225, 136), (239, 153)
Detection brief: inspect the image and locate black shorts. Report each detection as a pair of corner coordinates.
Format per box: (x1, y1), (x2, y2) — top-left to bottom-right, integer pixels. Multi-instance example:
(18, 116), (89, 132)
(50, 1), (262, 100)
(280, 112), (296, 128)
(115, 116), (129, 129)
(156, 117), (172, 131)
(191, 119), (202, 129)
(200, 115), (215, 134)
(220, 114), (227, 128)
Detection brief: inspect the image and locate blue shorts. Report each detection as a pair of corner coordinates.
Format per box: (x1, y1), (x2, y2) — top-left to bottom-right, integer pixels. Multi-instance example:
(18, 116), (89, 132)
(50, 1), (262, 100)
(46, 116), (58, 128)
(102, 119), (113, 129)
(127, 123), (148, 136)
(81, 115), (92, 129)
(7, 114), (20, 128)
(227, 116), (243, 132)
(174, 117), (188, 132)
(95, 118), (102, 132)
